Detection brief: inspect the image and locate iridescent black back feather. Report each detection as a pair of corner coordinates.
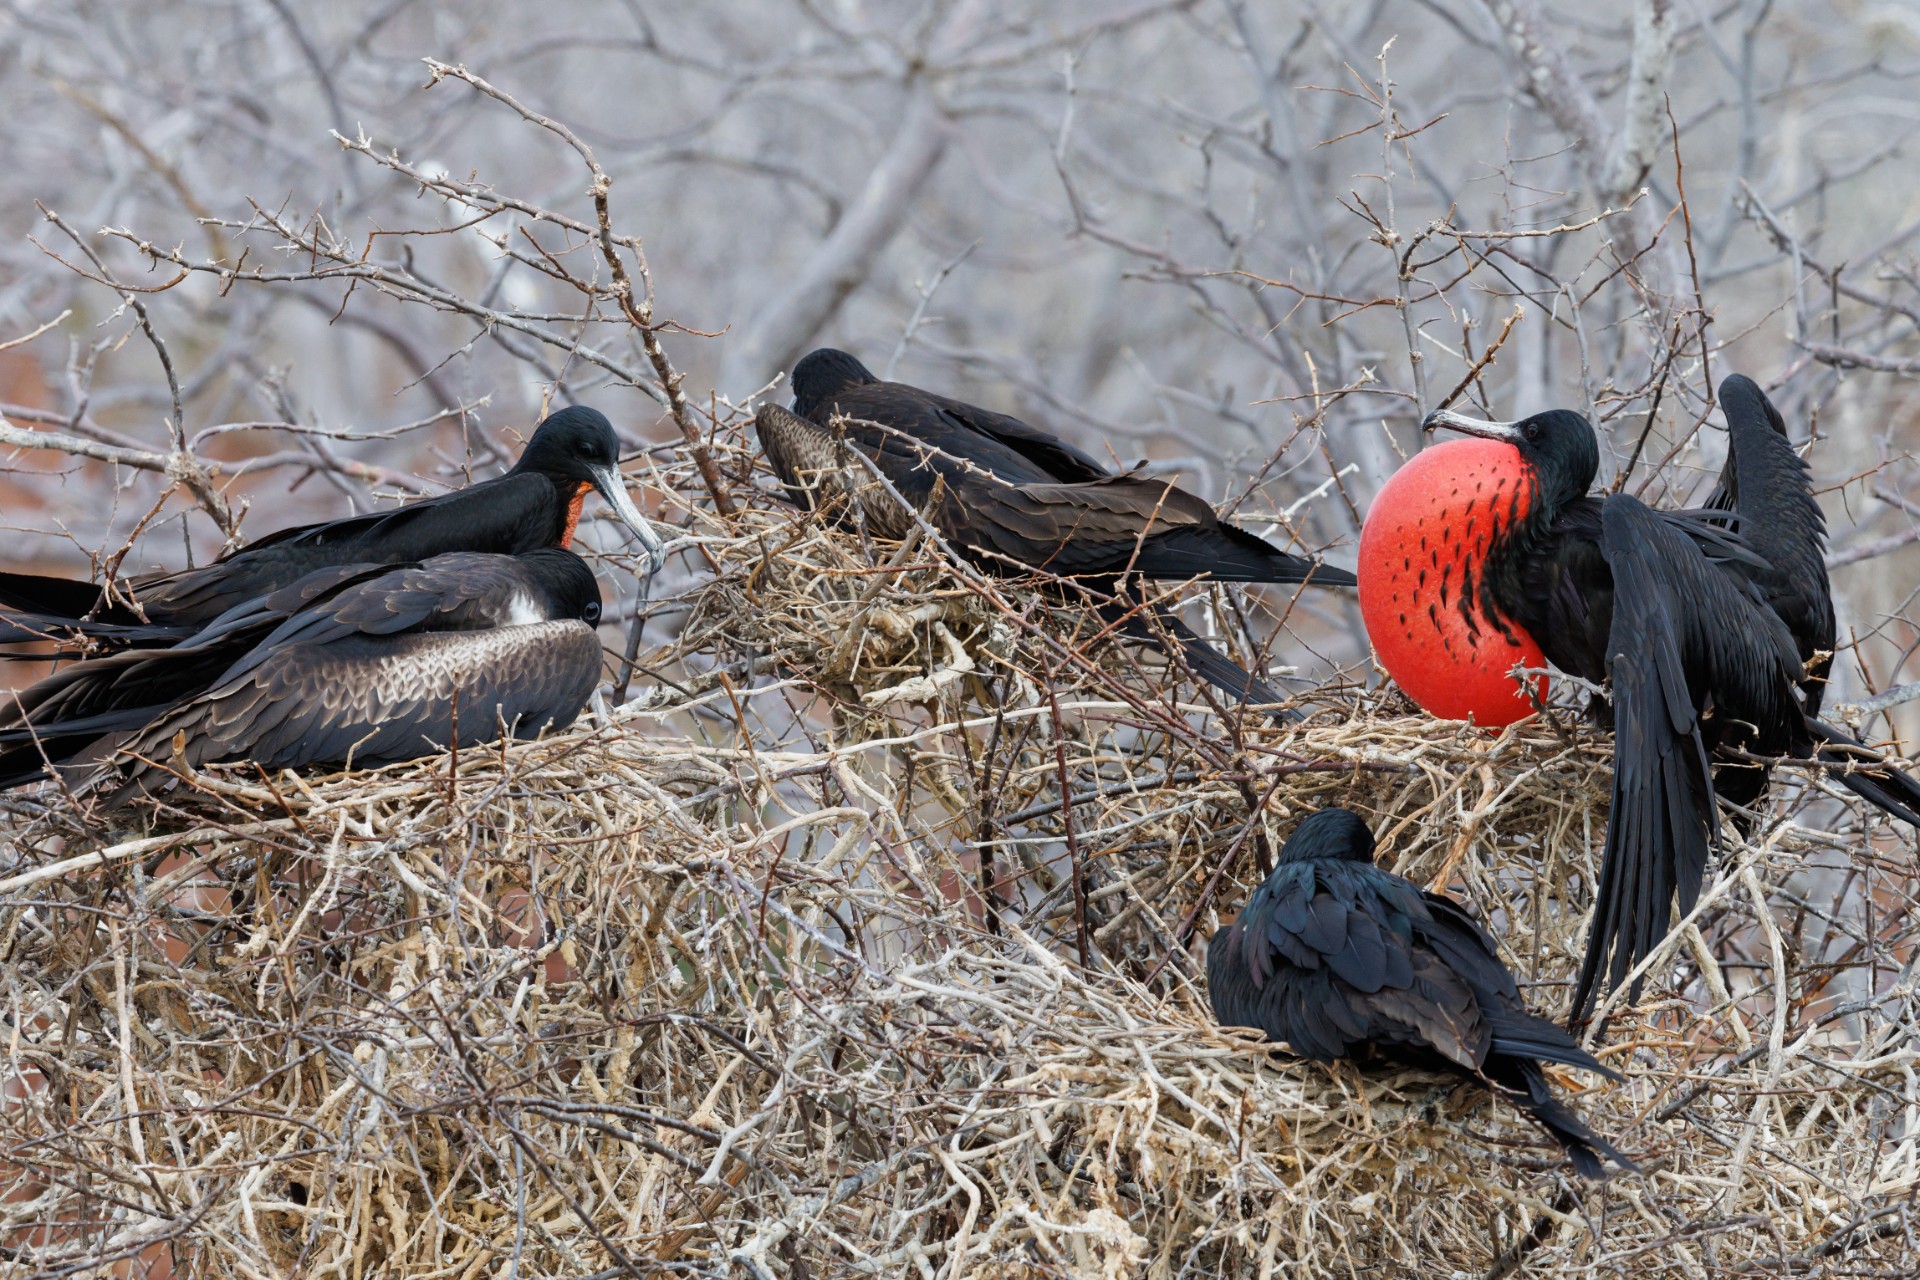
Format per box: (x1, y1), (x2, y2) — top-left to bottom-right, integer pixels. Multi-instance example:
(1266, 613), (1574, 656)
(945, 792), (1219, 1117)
(1209, 809), (1634, 1178)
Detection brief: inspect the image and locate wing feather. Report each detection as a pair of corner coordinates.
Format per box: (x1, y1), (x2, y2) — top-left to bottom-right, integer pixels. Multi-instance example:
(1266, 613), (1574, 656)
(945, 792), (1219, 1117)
(107, 622), (600, 797)
(1571, 495), (1803, 1018)
(1712, 375), (1835, 674)
(133, 476), (557, 625)
(1211, 839), (1630, 1176)
(1208, 861), (1487, 1066)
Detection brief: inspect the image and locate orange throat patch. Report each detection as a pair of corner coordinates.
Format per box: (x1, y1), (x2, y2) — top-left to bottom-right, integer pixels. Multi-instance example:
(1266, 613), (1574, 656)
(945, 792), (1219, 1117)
(1358, 438), (1548, 727)
(559, 482), (591, 549)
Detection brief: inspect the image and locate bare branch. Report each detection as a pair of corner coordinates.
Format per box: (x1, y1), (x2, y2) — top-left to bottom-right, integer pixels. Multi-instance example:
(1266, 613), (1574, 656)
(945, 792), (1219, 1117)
(719, 86), (952, 393)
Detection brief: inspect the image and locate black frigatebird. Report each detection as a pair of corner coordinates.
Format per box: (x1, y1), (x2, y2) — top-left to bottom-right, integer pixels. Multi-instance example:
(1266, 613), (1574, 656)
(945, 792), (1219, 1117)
(1359, 375), (1920, 1018)
(0, 548), (604, 801)
(756, 349), (1356, 713)
(0, 406), (662, 648)
(1208, 808), (1634, 1178)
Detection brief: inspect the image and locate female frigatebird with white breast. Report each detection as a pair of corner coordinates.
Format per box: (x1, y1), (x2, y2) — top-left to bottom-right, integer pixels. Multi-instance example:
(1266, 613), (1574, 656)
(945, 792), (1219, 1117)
(1208, 808), (1635, 1177)
(1357, 375), (1920, 1018)
(0, 547), (604, 802)
(0, 406), (662, 649)
(756, 349), (1356, 714)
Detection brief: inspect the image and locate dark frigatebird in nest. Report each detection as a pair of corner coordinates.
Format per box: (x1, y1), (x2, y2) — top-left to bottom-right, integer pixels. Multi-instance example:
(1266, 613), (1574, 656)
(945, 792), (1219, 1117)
(1356, 375), (1920, 1018)
(0, 406), (662, 650)
(756, 348), (1355, 714)
(0, 548), (604, 802)
(1208, 808), (1635, 1178)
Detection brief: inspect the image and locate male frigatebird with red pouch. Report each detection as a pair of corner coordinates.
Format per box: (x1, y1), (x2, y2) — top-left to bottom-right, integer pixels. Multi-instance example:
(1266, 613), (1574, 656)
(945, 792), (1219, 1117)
(1358, 376), (1920, 1018)
(0, 406), (663, 649)
(757, 349), (1355, 715)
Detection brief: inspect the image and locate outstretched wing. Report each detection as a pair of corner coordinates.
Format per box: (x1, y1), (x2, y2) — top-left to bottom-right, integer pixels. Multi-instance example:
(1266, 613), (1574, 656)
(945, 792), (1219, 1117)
(1711, 375), (1836, 694)
(1571, 496), (1803, 1018)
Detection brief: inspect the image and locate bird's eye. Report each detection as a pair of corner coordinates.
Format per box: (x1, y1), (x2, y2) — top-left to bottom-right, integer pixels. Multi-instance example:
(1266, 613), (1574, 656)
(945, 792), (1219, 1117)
(577, 439), (599, 458)
(583, 601), (602, 625)
(1524, 421), (1542, 441)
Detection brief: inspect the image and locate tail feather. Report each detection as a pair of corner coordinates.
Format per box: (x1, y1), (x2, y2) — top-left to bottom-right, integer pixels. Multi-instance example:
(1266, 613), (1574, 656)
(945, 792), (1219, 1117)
(1098, 602), (1298, 722)
(1805, 716), (1920, 827)
(1497, 1058), (1637, 1179)
(0, 704), (172, 746)
(0, 571), (113, 620)
(0, 610), (194, 649)
(1128, 526), (1357, 588)
(1488, 1021), (1622, 1083)
(0, 745), (50, 790)
(0, 733), (94, 791)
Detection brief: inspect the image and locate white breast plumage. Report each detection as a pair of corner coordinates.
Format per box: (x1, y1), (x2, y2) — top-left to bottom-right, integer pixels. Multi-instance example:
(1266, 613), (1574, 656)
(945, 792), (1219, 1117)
(504, 592), (545, 626)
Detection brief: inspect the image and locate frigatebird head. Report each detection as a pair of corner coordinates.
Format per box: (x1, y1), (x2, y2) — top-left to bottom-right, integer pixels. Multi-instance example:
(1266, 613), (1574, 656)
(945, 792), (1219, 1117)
(517, 406), (668, 574)
(520, 546), (605, 626)
(1421, 406), (1599, 510)
(1213, 806), (1379, 995)
(1277, 807), (1377, 865)
(791, 348), (880, 419)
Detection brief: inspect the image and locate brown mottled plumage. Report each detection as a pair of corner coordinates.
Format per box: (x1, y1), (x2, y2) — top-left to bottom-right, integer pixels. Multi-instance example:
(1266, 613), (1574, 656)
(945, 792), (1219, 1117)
(0, 549), (603, 802)
(757, 350), (1357, 713)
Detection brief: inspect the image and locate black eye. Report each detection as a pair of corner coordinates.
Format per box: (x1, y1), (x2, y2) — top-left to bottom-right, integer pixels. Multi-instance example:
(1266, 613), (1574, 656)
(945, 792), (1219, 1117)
(577, 439), (599, 458)
(1524, 421), (1542, 441)
(583, 601), (602, 625)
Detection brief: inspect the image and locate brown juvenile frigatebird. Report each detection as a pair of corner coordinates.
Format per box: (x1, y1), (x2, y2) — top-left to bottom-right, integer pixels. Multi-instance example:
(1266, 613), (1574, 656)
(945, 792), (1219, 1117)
(0, 547), (603, 801)
(757, 348), (1355, 713)
(0, 406), (661, 649)
(1359, 375), (1920, 1018)
(1208, 807), (1634, 1178)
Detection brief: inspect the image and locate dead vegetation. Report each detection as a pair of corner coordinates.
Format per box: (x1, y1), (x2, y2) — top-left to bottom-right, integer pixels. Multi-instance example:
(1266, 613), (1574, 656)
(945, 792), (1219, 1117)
(0, 413), (1916, 1279)
(1, 9), (1919, 1274)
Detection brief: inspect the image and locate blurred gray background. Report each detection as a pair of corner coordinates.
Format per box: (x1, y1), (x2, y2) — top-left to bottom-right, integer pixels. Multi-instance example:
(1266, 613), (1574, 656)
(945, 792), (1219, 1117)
(0, 0), (1917, 728)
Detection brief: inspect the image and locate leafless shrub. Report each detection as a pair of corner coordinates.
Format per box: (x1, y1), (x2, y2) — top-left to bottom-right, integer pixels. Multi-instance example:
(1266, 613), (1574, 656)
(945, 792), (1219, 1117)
(0, 420), (1916, 1275)
(0, 2), (1918, 1276)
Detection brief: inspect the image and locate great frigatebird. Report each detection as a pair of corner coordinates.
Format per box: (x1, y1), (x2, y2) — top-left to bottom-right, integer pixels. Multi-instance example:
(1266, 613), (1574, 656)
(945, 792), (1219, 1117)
(0, 548), (603, 801)
(757, 349), (1356, 713)
(0, 406), (661, 649)
(1359, 375), (1920, 1017)
(1208, 807), (1634, 1178)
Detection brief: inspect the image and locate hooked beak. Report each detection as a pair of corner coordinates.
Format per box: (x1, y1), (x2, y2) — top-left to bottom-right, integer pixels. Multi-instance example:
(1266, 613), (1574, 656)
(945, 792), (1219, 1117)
(587, 462), (669, 576)
(1421, 408), (1525, 444)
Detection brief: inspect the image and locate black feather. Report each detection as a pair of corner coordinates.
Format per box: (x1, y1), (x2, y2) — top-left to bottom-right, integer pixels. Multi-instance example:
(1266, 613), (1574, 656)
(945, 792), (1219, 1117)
(0, 406), (651, 651)
(1209, 808), (1634, 1177)
(762, 353), (1352, 722)
(1428, 384), (1917, 1021)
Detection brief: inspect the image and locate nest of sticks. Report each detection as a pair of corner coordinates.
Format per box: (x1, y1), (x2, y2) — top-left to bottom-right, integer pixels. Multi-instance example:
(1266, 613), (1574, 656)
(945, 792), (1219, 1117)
(1, 417), (1917, 1278)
